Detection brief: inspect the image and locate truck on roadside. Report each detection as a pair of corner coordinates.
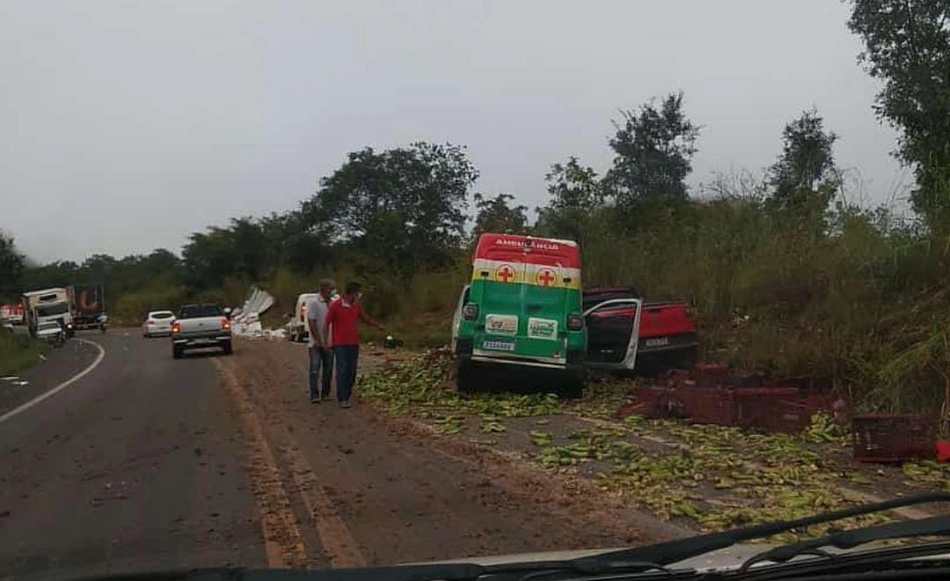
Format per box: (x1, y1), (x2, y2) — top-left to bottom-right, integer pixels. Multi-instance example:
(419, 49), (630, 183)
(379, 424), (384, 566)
(22, 288), (74, 337)
(67, 283), (107, 332)
(287, 293), (317, 342)
(171, 303), (233, 359)
(0, 303), (24, 325)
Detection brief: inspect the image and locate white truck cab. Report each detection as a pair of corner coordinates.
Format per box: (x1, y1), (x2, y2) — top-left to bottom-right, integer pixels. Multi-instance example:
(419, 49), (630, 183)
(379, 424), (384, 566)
(22, 288), (73, 337)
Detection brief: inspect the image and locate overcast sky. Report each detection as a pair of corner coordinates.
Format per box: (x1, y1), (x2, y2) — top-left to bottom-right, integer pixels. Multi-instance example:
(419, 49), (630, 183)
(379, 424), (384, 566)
(1, 0), (911, 264)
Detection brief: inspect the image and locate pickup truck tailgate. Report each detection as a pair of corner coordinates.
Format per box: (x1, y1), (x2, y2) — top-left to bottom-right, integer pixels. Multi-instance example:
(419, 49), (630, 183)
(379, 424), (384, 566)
(178, 318), (224, 337)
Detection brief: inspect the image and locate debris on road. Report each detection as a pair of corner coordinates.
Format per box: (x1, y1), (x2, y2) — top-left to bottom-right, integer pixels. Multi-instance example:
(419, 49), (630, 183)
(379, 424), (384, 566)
(353, 349), (950, 541)
(231, 286), (275, 338)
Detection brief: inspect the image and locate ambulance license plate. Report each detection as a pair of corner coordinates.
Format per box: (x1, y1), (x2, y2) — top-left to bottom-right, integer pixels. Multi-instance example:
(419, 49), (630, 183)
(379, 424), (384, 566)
(483, 340), (515, 352)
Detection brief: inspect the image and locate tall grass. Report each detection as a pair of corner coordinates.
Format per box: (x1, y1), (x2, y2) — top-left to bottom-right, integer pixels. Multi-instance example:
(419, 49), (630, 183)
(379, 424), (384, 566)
(575, 193), (946, 414)
(0, 332), (47, 375)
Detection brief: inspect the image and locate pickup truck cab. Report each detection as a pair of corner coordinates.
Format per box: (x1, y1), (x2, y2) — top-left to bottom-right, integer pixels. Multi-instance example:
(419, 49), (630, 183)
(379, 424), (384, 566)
(35, 321), (66, 347)
(171, 303), (232, 359)
(583, 286), (698, 372)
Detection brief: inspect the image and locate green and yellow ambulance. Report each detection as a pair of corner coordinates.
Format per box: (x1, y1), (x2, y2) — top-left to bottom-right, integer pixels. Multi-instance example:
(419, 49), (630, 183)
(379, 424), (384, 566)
(450, 233), (595, 397)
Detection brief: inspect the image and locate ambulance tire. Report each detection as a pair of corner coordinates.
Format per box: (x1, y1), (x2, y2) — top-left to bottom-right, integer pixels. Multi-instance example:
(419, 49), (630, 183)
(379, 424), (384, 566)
(456, 360), (478, 394)
(559, 369), (585, 400)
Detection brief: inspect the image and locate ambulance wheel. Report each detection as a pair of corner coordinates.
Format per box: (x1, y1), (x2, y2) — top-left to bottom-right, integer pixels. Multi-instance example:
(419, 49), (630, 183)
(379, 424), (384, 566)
(559, 368), (585, 400)
(456, 360), (478, 394)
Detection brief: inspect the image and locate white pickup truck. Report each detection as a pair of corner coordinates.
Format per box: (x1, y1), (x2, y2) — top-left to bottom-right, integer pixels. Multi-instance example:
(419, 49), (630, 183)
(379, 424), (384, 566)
(171, 303), (233, 359)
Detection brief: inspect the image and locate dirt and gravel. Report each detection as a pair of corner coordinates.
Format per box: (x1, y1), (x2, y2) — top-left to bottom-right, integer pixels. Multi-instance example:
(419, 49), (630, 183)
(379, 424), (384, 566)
(212, 339), (692, 568)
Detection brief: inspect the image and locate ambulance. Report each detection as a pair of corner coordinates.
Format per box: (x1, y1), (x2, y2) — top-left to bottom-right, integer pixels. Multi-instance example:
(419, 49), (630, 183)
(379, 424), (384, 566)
(450, 233), (642, 398)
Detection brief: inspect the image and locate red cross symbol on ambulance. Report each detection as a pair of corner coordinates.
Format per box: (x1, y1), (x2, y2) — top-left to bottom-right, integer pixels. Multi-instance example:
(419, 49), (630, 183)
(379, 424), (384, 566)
(495, 264), (515, 283)
(537, 268), (557, 287)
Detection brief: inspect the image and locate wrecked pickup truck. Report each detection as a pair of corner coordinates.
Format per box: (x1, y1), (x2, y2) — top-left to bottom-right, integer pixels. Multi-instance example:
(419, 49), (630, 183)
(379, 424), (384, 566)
(583, 286), (698, 374)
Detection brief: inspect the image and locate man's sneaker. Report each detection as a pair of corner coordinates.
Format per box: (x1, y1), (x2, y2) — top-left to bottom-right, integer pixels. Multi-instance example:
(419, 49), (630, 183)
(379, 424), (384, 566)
(310, 396), (320, 404)
(340, 400), (351, 408)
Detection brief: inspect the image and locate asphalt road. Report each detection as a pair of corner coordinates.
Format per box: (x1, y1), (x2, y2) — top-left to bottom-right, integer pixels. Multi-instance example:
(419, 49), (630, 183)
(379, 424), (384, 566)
(0, 331), (672, 580)
(0, 330), (265, 580)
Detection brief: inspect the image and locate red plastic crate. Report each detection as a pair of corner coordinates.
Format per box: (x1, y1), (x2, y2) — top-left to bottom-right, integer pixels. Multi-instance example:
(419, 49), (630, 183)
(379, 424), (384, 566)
(730, 373), (766, 389)
(629, 372), (852, 434)
(694, 363), (730, 388)
(733, 387), (805, 433)
(852, 414), (937, 463)
(772, 376), (834, 395)
(682, 387), (737, 426)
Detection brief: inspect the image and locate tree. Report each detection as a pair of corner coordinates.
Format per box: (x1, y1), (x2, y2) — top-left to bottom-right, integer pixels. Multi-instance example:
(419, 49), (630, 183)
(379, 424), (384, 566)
(472, 193), (529, 238)
(181, 218), (269, 289)
(535, 157), (605, 243)
(767, 108), (840, 220)
(847, 1), (950, 227)
(544, 157), (604, 214)
(310, 142), (479, 274)
(272, 205), (334, 273)
(0, 233), (24, 300)
(604, 92), (700, 217)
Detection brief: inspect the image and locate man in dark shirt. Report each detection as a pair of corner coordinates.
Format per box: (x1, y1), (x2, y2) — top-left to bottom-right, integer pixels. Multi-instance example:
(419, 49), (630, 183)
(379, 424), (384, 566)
(323, 281), (384, 408)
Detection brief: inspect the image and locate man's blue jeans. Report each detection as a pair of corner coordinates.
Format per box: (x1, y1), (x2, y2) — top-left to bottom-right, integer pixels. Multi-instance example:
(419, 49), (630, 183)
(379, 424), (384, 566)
(333, 345), (359, 402)
(308, 346), (334, 399)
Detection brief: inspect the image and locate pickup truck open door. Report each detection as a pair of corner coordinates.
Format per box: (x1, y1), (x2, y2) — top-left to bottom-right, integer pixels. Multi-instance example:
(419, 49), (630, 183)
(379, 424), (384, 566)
(583, 298), (642, 371)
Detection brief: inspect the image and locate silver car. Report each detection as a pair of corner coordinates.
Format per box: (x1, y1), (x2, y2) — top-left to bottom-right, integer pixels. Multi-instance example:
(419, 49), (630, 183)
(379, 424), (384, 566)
(35, 321), (65, 346)
(142, 310), (175, 338)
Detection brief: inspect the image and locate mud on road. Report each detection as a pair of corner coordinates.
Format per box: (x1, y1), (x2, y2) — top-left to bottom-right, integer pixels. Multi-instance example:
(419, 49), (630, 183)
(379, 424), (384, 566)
(214, 339), (685, 568)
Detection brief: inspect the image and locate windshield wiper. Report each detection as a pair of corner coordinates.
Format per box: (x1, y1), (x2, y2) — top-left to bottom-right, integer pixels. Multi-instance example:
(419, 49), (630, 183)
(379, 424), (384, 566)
(69, 560), (674, 581)
(738, 515), (950, 572)
(563, 492), (950, 571)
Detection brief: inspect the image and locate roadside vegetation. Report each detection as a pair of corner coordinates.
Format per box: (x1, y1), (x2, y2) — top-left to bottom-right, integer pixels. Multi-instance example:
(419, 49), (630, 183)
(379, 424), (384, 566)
(1, 1), (948, 413)
(0, 331), (47, 376)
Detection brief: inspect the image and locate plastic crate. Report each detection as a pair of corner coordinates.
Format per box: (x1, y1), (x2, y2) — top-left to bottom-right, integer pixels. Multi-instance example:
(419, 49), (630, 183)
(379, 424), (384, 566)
(730, 373), (766, 389)
(694, 363), (730, 388)
(772, 376), (834, 395)
(733, 387), (806, 433)
(852, 414), (937, 463)
(682, 387), (737, 426)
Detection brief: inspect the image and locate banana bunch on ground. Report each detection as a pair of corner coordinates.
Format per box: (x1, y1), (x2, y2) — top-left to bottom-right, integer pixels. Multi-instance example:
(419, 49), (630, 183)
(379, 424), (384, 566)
(803, 411), (847, 444)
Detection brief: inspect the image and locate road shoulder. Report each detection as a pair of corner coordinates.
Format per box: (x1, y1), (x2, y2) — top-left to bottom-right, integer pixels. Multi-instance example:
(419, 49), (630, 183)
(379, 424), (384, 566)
(0, 336), (101, 418)
(214, 338), (679, 567)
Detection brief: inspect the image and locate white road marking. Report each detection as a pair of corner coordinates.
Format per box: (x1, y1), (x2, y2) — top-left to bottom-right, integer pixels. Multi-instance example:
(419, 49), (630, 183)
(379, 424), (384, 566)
(0, 338), (106, 425)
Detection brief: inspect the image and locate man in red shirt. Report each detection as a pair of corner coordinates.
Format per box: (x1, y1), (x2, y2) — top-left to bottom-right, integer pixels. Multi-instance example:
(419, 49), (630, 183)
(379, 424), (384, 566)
(323, 281), (385, 408)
